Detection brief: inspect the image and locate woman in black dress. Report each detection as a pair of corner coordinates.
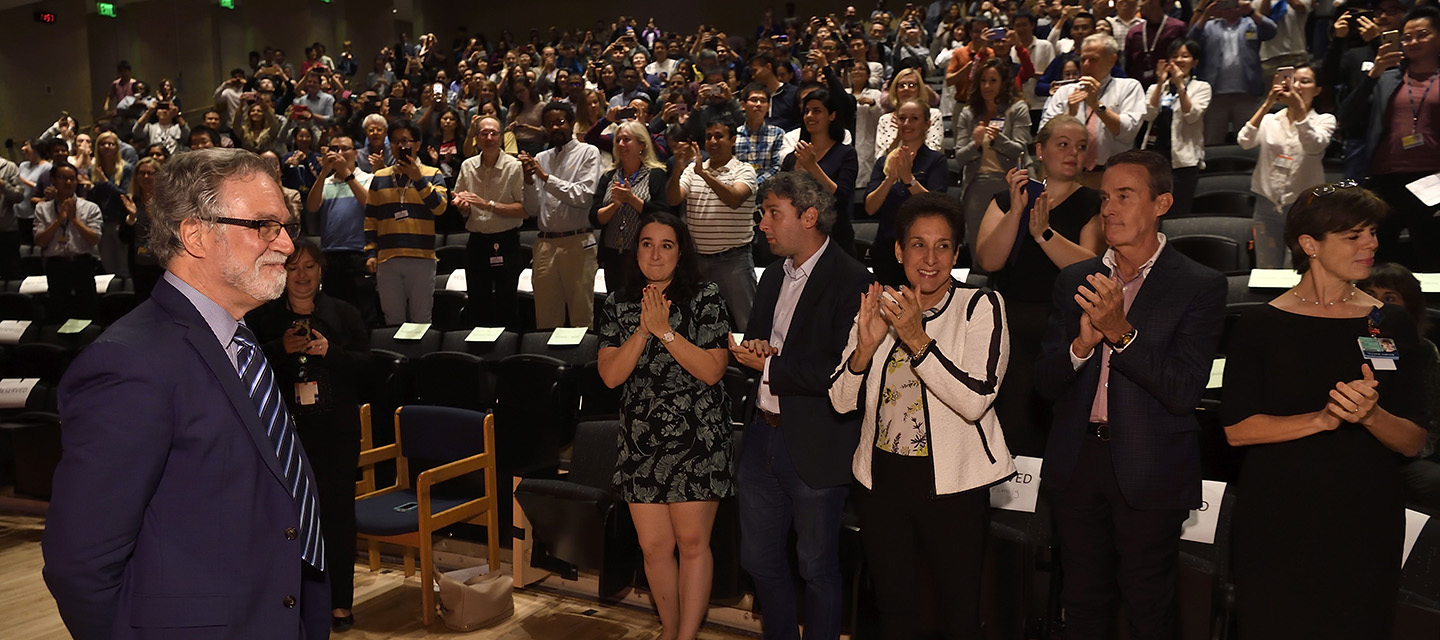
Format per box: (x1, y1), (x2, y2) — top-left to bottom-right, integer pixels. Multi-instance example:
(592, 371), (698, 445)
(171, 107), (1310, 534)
(782, 88), (859, 256)
(596, 212), (732, 640)
(973, 114), (1103, 456)
(863, 99), (950, 286)
(246, 239), (371, 632)
(590, 120), (671, 293)
(1222, 184), (1428, 639)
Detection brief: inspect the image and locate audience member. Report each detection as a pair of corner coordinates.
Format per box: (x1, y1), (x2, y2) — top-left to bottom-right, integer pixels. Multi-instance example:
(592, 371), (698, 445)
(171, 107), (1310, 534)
(749, 54), (802, 131)
(874, 68), (945, 160)
(731, 171), (872, 640)
(33, 162), (102, 320)
(16, 140), (51, 246)
(596, 211), (732, 640)
(1325, 0), (1407, 179)
(363, 121), (450, 325)
(453, 116), (527, 328)
(782, 88), (860, 256)
(976, 115), (1103, 456)
(1258, 0), (1312, 83)
(667, 117), (759, 331)
(865, 99), (949, 286)
(1040, 34), (1145, 187)
(1190, 0), (1277, 144)
(1223, 183), (1425, 638)
(521, 101), (602, 329)
(121, 158), (163, 299)
(955, 58), (1033, 265)
(306, 135), (376, 322)
(1140, 39), (1211, 218)
(1108, 0), (1146, 55)
(1126, 0), (1189, 86)
(131, 100), (189, 155)
(1343, 5), (1440, 271)
(590, 120), (671, 294)
(1035, 150), (1225, 640)
(735, 84), (789, 193)
(0, 156), (22, 280)
(1240, 64), (1334, 268)
(831, 191), (1013, 638)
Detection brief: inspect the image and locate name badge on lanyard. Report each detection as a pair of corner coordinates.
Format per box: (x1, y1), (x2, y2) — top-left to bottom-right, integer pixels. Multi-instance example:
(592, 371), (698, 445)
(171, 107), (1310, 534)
(1402, 134), (1426, 150)
(1358, 337), (1399, 370)
(1273, 154), (1298, 171)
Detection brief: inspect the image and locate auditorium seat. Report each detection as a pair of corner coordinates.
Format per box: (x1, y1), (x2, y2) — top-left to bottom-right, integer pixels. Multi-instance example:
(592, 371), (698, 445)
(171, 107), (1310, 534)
(431, 289), (467, 332)
(0, 411), (62, 500)
(512, 419), (640, 599)
(369, 326), (442, 359)
(1189, 191), (1256, 218)
(988, 497), (1062, 639)
(1200, 144), (1258, 175)
(519, 329), (599, 367)
(99, 291), (141, 326)
(1177, 489), (1239, 640)
(1398, 515), (1440, 636)
(3, 343), (72, 384)
(0, 292), (44, 321)
(435, 244), (466, 275)
(439, 328), (520, 360)
(413, 351), (492, 411)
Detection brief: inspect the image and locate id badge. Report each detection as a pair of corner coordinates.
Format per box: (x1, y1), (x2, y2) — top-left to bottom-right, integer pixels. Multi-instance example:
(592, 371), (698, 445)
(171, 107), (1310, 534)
(1358, 336), (1399, 371)
(1402, 134), (1425, 150)
(1161, 93), (1177, 109)
(490, 255), (505, 267)
(394, 208), (410, 221)
(1273, 154), (1298, 171)
(295, 381), (319, 405)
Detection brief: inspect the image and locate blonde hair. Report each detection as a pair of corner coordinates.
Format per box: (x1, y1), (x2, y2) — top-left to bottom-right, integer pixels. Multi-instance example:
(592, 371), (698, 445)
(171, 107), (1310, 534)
(94, 131), (127, 186)
(886, 68), (937, 112)
(885, 98), (932, 155)
(610, 121), (666, 171)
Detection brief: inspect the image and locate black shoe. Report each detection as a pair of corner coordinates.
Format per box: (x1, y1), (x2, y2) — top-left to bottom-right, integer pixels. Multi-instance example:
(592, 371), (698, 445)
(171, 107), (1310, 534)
(332, 615), (354, 632)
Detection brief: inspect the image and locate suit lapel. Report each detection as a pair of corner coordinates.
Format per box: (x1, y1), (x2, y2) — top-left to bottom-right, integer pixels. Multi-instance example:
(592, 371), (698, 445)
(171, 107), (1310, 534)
(1124, 245), (1179, 323)
(788, 242), (841, 337)
(151, 280), (290, 487)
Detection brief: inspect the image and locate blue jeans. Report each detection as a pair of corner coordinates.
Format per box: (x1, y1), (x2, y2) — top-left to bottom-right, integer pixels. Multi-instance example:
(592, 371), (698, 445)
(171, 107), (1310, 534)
(737, 416), (849, 640)
(696, 246), (756, 332)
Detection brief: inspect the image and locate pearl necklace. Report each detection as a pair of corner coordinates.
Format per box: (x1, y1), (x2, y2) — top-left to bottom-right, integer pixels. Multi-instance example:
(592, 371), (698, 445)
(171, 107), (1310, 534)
(1289, 284), (1357, 307)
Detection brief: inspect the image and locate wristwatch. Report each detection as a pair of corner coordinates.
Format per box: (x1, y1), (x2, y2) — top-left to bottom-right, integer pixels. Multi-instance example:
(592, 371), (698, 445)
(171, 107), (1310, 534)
(661, 331), (676, 345)
(1040, 227), (1055, 242)
(1112, 328), (1138, 352)
(1095, 104), (1108, 113)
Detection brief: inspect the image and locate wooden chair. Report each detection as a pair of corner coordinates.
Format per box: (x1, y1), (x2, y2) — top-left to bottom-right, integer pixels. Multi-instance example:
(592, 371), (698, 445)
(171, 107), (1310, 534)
(354, 405), (501, 625)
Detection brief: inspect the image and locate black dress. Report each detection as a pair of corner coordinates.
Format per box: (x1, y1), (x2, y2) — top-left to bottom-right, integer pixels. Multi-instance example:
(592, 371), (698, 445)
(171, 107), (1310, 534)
(782, 142), (859, 257)
(597, 282), (734, 503)
(1222, 304), (1428, 639)
(247, 294), (371, 610)
(988, 184), (1099, 457)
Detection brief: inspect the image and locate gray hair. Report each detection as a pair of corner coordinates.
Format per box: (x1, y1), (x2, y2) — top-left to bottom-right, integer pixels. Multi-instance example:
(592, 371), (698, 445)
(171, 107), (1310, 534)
(757, 171), (836, 235)
(148, 148), (275, 266)
(1082, 33), (1120, 57)
(362, 113), (387, 131)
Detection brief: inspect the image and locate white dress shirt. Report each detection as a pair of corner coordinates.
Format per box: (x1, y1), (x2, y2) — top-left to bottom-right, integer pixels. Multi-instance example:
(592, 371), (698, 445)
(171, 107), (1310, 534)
(757, 238), (830, 414)
(522, 138), (601, 233)
(1237, 109), (1336, 209)
(1040, 76), (1146, 168)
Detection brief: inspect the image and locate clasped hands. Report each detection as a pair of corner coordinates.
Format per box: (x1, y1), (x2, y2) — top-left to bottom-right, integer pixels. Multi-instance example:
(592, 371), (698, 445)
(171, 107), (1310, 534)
(1320, 364), (1380, 429)
(634, 284), (673, 341)
(851, 282), (930, 369)
(1071, 273), (1132, 358)
(283, 328), (331, 357)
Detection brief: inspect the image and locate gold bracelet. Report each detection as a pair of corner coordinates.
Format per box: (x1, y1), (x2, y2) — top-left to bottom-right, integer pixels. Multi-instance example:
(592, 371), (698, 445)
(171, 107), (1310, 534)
(909, 339), (935, 363)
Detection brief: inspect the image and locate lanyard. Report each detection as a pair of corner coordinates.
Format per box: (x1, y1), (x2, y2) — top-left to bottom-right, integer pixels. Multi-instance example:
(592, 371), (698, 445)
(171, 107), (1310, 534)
(1407, 72), (1437, 137)
(1085, 79), (1114, 122)
(1140, 19), (1163, 56)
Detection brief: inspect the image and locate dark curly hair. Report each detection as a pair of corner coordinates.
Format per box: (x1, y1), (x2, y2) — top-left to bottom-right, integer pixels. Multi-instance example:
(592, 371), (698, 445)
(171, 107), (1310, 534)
(617, 211), (707, 303)
(966, 57), (1019, 118)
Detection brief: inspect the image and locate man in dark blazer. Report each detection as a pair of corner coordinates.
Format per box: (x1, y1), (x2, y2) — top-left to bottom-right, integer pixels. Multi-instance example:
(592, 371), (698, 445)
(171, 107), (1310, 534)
(730, 171), (873, 640)
(1035, 150), (1225, 640)
(43, 149), (330, 640)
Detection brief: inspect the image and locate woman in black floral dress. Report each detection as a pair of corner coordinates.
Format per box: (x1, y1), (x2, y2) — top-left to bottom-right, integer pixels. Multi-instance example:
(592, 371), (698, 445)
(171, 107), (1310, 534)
(597, 211), (732, 640)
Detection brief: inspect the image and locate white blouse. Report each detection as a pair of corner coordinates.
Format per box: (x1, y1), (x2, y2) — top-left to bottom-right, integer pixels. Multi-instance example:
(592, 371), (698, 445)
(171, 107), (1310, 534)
(1237, 109), (1336, 209)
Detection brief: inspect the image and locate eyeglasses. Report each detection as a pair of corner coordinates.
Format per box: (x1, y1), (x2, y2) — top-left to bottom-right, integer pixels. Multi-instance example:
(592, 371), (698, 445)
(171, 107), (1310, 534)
(216, 217), (301, 242)
(897, 81), (919, 89)
(1304, 179), (1360, 205)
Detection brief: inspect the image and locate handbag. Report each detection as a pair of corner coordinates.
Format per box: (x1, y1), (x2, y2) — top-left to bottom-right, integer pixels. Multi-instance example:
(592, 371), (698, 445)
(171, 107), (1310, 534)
(436, 565), (514, 631)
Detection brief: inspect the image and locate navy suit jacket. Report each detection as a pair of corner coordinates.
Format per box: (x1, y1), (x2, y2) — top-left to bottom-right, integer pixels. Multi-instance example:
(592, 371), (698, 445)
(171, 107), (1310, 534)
(43, 278), (329, 640)
(1035, 245), (1226, 511)
(745, 239), (874, 489)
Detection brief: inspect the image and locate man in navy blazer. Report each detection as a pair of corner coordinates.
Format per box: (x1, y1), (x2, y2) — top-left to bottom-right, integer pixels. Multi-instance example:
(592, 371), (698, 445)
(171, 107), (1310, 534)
(1035, 150), (1225, 640)
(730, 172), (872, 640)
(43, 149), (330, 640)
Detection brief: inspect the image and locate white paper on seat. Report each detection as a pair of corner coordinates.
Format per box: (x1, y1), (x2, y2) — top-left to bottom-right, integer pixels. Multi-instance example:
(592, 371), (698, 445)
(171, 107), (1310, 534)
(57, 319), (92, 335)
(94, 273), (116, 294)
(1206, 359), (1225, 390)
(548, 327), (587, 346)
(393, 323), (431, 340)
(0, 320), (31, 345)
(0, 378), (40, 409)
(446, 269), (467, 292)
(1405, 172), (1440, 208)
(593, 269), (607, 294)
(1404, 509), (1431, 567)
(18, 276), (46, 295)
(465, 327), (504, 343)
(518, 269), (534, 294)
(1416, 273), (1440, 294)
(1247, 269), (1302, 289)
(989, 456), (1043, 513)
(1180, 480), (1227, 544)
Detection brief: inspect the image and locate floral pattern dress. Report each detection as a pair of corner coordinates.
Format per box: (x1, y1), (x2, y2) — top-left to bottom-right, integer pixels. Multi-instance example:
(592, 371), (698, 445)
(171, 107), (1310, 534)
(597, 282), (734, 503)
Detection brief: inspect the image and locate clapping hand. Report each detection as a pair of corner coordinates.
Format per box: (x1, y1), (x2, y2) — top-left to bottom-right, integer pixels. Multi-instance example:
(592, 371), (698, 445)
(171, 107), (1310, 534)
(728, 336), (775, 371)
(1074, 273), (1131, 345)
(851, 283), (890, 367)
(640, 285), (673, 338)
(611, 175), (639, 209)
(1005, 167), (1030, 216)
(1327, 364), (1380, 423)
(879, 285), (929, 352)
(795, 140), (819, 169)
(1029, 190), (1052, 240)
(452, 190), (483, 208)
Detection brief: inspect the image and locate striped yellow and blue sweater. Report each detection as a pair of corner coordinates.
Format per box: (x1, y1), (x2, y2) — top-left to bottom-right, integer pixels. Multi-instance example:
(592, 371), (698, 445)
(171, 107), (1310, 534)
(363, 165), (449, 264)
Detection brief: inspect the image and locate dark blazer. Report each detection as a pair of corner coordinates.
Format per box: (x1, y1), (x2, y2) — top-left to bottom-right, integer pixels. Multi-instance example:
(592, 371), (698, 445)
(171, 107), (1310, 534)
(1340, 66), (1403, 172)
(43, 278), (329, 640)
(746, 239), (874, 488)
(1035, 244), (1226, 511)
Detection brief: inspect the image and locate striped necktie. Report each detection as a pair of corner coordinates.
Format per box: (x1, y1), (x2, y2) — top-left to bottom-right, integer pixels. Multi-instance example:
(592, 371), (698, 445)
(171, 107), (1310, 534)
(232, 323), (325, 570)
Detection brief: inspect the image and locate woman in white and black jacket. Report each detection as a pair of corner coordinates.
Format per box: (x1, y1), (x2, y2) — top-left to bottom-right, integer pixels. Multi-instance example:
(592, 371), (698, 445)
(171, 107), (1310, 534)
(829, 191), (1014, 640)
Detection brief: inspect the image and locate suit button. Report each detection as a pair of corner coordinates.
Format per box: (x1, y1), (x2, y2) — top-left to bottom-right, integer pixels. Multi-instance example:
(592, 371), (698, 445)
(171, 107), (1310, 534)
(283, 595), (296, 608)
(285, 527), (298, 541)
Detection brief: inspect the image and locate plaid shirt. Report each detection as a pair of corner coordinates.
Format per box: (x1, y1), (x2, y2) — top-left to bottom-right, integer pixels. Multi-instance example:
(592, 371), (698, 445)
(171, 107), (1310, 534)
(735, 123), (786, 190)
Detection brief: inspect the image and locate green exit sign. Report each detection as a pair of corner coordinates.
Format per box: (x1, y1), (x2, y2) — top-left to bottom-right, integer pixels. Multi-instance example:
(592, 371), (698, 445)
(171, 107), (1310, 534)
(96, 2), (116, 17)
(220, 0), (235, 8)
